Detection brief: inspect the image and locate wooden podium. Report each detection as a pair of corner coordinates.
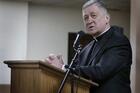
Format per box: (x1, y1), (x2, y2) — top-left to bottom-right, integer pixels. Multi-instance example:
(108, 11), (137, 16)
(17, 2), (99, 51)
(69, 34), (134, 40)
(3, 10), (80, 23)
(4, 60), (98, 93)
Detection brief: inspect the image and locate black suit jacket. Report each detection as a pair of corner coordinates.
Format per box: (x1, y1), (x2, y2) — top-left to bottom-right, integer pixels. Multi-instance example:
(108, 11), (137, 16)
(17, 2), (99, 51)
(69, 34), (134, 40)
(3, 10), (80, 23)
(74, 26), (132, 93)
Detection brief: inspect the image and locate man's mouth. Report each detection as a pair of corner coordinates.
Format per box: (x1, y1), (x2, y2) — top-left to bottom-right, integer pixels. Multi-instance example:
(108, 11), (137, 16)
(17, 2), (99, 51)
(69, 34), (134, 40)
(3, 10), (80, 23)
(88, 26), (94, 30)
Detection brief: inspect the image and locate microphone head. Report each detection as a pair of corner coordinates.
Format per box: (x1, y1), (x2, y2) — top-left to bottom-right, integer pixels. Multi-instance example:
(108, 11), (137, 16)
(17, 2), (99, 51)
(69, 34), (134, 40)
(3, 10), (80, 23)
(73, 30), (85, 49)
(77, 30), (85, 37)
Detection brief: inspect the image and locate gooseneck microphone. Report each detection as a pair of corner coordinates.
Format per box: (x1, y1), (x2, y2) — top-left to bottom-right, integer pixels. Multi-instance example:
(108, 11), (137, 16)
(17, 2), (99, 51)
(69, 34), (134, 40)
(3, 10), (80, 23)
(73, 31), (85, 49)
(57, 30), (85, 93)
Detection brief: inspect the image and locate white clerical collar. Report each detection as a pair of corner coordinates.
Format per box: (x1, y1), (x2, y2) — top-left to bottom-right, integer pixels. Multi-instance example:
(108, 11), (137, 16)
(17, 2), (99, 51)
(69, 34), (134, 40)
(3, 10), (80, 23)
(93, 27), (111, 42)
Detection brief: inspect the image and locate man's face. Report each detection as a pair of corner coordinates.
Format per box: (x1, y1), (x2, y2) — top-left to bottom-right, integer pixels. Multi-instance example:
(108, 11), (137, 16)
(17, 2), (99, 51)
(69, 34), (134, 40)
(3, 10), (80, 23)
(82, 4), (110, 36)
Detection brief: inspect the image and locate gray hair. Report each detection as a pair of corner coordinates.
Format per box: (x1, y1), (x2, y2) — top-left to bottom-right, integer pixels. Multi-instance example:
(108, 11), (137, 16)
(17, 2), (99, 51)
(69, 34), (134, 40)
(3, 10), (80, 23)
(83, 0), (109, 15)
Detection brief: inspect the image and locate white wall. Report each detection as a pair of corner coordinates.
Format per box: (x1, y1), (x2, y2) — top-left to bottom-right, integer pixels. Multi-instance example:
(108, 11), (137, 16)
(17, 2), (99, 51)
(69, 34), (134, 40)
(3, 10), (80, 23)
(130, 0), (140, 93)
(0, 1), (28, 84)
(130, 0), (136, 92)
(27, 4), (84, 63)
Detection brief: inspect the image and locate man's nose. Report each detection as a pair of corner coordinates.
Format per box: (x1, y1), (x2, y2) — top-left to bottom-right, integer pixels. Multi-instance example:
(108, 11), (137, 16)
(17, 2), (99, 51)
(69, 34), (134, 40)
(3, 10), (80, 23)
(87, 16), (94, 24)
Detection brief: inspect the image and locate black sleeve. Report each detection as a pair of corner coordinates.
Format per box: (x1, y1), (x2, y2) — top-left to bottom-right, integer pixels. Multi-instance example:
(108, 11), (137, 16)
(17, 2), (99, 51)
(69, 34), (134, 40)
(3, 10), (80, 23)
(74, 44), (132, 82)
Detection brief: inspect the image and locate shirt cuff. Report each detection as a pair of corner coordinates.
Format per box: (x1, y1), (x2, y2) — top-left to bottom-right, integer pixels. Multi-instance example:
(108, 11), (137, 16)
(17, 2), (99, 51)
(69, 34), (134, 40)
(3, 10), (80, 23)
(62, 64), (66, 71)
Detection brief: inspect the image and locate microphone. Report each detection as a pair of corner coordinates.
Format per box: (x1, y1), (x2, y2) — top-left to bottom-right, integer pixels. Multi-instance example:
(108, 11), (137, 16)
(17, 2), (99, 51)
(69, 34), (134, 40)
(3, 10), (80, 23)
(73, 31), (85, 49)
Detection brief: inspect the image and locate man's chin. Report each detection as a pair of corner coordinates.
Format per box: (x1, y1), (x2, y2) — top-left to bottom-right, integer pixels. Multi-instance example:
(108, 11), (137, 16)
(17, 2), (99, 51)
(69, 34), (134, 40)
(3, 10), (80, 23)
(86, 30), (96, 35)
(88, 31), (102, 37)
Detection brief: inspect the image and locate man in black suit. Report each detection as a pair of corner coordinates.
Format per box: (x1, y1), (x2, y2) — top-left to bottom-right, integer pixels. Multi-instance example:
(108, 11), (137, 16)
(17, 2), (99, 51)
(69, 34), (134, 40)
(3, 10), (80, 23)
(45, 0), (132, 93)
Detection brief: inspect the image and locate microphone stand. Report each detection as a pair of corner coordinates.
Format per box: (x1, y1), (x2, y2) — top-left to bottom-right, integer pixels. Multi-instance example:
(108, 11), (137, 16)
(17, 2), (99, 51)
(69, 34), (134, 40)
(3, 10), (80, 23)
(57, 45), (82, 93)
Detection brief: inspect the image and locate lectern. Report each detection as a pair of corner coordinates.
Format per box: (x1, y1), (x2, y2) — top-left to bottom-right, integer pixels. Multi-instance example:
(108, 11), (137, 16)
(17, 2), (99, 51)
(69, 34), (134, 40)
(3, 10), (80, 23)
(4, 60), (98, 93)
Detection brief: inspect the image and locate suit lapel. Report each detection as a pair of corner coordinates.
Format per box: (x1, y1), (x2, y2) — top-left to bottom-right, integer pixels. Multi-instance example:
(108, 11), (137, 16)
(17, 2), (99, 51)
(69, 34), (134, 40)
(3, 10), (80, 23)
(79, 40), (95, 66)
(88, 29), (113, 66)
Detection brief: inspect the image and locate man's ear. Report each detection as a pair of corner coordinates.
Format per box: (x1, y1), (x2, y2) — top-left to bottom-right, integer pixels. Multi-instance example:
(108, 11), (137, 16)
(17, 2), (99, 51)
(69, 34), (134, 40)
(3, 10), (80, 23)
(105, 14), (110, 23)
